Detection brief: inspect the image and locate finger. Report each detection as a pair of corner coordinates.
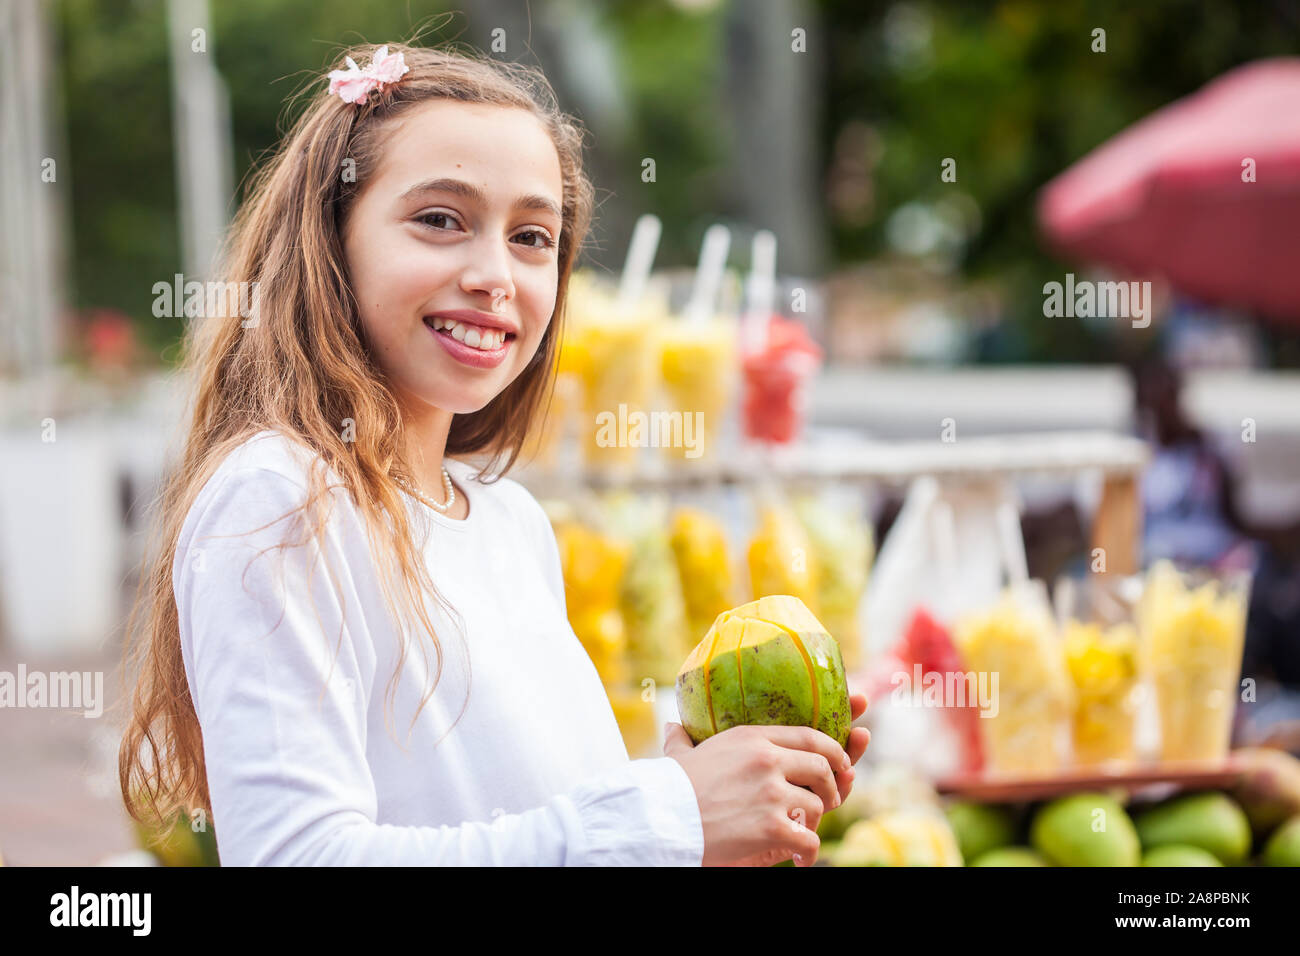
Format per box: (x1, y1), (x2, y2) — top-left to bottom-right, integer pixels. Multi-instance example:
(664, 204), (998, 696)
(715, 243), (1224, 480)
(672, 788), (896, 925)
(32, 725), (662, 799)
(781, 800), (823, 866)
(846, 726), (871, 766)
(795, 844), (819, 867)
(780, 750), (840, 813)
(833, 763), (856, 806)
(775, 819), (822, 868)
(661, 722), (694, 757)
(850, 692), (869, 721)
(782, 784), (826, 842)
(758, 725), (852, 772)
(832, 728), (870, 804)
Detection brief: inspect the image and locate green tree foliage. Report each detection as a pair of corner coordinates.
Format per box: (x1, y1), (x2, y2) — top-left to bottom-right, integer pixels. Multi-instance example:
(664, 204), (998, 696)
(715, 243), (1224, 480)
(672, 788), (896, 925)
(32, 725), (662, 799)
(56, 0), (1298, 365)
(56, 0), (454, 359)
(819, 0), (1300, 361)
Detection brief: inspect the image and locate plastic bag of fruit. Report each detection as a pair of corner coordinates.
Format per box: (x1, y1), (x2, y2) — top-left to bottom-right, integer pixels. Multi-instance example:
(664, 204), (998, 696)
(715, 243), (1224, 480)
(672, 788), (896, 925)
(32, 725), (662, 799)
(745, 484), (818, 610)
(545, 499), (630, 689)
(601, 491), (691, 689)
(669, 503), (738, 641)
(793, 486), (874, 673)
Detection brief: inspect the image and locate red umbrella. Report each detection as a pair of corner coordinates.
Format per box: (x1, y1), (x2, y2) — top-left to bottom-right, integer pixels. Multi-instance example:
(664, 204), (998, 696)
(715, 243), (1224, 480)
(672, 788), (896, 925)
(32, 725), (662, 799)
(1038, 58), (1300, 323)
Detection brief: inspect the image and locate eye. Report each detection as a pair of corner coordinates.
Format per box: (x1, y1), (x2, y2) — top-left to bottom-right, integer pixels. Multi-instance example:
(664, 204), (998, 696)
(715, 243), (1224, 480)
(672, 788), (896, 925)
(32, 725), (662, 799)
(512, 228), (557, 250)
(416, 211), (462, 232)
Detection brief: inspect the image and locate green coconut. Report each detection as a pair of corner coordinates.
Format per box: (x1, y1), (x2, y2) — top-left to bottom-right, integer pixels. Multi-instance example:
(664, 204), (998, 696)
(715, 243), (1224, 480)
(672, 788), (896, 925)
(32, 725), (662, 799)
(1134, 792), (1252, 866)
(1142, 844), (1223, 867)
(676, 595), (851, 749)
(970, 846), (1050, 867)
(946, 801), (1018, 864)
(1262, 814), (1300, 867)
(1030, 793), (1141, 867)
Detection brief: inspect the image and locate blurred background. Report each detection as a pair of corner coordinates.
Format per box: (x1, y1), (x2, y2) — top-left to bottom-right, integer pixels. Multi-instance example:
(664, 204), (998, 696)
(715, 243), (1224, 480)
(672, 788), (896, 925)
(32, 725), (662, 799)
(3, 0), (1300, 867)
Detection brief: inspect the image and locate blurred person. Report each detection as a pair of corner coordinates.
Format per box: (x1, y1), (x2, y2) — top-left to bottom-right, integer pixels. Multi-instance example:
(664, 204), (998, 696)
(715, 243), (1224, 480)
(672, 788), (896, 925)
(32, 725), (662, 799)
(117, 41), (868, 868)
(1132, 357), (1257, 572)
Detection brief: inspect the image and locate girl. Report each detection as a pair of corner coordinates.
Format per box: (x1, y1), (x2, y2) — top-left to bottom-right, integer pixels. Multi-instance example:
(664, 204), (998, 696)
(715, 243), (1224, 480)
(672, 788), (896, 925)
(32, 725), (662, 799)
(118, 41), (869, 867)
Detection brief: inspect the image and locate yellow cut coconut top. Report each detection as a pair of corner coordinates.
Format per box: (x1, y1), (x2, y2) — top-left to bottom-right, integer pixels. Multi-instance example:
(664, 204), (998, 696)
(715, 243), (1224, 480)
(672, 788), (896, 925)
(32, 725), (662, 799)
(678, 595), (832, 677)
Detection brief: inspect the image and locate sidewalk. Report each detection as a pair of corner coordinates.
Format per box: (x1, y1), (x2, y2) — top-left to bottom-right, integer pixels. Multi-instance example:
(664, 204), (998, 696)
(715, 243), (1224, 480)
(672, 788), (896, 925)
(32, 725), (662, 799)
(0, 641), (140, 865)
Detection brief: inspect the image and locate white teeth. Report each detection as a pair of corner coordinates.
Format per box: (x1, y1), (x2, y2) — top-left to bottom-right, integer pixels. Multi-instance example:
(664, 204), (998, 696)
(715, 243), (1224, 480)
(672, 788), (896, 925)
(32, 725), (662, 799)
(429, 317), (510, 350)
(467, 330), (504, 350)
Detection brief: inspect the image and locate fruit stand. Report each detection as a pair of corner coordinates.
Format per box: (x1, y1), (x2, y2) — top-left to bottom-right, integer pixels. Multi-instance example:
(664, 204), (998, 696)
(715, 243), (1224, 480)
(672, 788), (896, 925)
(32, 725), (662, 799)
(521, 430), (1300, 866)
(495, 217), (1300, 868)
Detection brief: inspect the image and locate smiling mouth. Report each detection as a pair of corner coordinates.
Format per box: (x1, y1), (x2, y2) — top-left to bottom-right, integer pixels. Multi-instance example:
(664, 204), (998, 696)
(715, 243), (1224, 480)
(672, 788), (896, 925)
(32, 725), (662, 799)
(423, 316), (516, 351)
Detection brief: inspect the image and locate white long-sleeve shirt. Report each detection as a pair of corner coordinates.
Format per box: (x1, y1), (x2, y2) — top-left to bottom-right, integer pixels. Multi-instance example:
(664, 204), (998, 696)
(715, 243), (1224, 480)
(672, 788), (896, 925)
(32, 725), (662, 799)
(173, 429), (704, 865)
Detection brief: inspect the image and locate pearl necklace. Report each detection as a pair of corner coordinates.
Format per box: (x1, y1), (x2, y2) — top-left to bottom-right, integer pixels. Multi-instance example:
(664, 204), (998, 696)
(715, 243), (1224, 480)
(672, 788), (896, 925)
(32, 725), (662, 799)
(401, 466), (455, 513)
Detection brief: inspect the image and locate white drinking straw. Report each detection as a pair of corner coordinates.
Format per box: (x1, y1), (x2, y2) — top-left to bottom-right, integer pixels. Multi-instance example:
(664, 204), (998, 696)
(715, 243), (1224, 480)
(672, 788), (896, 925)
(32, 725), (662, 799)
(616, 214), (662, 315)
(682, 224), (731, 325)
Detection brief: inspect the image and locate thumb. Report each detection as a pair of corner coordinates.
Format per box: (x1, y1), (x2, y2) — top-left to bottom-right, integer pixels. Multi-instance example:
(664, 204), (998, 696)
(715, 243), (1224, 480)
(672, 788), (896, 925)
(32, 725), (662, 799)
(661, 721), (694, 757)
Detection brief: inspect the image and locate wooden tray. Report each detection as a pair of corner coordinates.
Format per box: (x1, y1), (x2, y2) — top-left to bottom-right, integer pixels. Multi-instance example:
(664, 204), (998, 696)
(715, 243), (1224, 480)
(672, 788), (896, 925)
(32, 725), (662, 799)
(935, 761), (1246, 803)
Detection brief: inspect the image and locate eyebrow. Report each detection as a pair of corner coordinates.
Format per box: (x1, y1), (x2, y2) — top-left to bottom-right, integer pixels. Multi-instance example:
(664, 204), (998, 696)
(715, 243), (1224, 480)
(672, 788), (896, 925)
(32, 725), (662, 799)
(400, 177), (563, 222)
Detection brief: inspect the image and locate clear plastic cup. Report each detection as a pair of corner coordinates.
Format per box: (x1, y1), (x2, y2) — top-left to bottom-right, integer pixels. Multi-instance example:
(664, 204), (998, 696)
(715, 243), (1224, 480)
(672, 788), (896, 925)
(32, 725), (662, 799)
(1054, 573), (1144, 770)
(740, 315), (822, 446)
(575, 308), (659, 471)
(954, 580), (1073, 778)
(656, 319), (737, 463)
(1137, 562), (1251, 765)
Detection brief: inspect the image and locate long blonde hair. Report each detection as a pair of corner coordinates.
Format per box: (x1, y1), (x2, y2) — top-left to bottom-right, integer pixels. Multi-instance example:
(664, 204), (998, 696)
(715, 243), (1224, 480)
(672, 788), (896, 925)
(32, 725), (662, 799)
(119, 40), (595, 831)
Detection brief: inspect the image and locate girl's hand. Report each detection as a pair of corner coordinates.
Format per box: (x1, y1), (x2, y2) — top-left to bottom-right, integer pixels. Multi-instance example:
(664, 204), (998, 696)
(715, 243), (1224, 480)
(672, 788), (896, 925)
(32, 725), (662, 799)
(664, 692), (870, 867)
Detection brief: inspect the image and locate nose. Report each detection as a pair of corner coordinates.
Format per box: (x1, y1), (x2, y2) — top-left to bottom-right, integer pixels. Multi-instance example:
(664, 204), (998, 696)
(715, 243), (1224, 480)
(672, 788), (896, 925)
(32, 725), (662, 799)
(459, 235), (516, 312)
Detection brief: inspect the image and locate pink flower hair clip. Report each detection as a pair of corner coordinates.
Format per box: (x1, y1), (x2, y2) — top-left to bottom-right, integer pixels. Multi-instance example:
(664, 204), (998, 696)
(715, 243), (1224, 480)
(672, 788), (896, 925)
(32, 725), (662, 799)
(327, 45), (410, 105)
